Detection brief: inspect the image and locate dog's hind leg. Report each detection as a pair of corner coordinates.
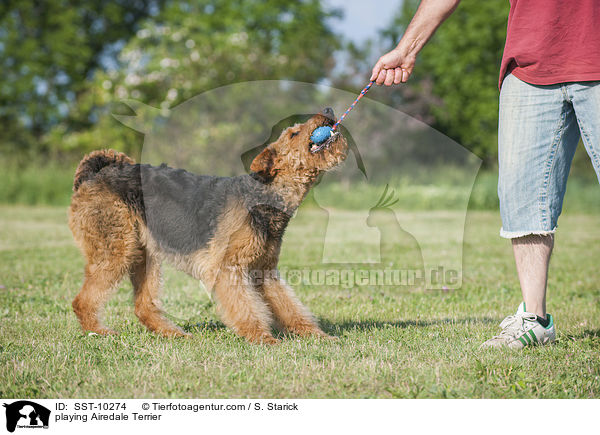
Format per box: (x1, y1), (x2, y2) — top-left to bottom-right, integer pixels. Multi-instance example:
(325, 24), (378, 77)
(70, 191), (138, 335)
(261, 277), (331, 338)
(72, 262), (127, 335)
(212, 266), (278, 344)
(130, 251), (190, 337)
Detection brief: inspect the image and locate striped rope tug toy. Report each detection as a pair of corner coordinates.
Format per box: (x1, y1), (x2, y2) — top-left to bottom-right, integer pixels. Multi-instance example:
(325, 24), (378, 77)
(332, 80), (374, 131)
(309, 81), (375, 145)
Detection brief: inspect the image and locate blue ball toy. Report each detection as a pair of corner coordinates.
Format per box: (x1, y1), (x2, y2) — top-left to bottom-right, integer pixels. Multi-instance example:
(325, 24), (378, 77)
(310, 126), (333, 144)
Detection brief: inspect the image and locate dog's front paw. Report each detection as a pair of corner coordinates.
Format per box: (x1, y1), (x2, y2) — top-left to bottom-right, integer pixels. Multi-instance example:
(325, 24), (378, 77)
(261, 336), (281, 345)
(250, 334), (280, 345)
(160, 327), (193, 338)
(312, 330), (338, 341)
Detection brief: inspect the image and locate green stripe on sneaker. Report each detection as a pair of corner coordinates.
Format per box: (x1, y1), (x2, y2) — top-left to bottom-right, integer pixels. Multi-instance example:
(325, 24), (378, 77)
(518, 336), (528, 346)
(528, 329), (538, 344)
(523, 333), (531, 345)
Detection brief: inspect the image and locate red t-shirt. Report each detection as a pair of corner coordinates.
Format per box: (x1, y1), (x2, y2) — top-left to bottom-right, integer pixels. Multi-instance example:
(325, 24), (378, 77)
(499, 0), (600, 88)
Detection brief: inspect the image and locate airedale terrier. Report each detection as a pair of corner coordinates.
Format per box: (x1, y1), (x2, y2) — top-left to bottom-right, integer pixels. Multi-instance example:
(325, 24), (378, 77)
(68, 109), (347, 344)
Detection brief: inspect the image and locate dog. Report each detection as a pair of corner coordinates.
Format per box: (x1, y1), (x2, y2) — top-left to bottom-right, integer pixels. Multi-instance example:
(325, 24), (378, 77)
(68, 109), (347, 344)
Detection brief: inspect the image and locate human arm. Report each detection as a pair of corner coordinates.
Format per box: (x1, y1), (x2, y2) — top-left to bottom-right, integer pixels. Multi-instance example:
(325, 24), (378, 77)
(370, 0), (461, 86)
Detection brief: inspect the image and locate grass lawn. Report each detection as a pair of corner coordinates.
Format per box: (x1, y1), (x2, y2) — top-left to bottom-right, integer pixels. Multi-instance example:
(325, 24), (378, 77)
(0, 205), (599, 398)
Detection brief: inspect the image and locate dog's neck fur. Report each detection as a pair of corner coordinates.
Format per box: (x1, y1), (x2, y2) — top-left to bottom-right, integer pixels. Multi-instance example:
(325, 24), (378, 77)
(250, 170), (318, 211)
(246, 172), (317, 243)
(270, 169), (319, 210)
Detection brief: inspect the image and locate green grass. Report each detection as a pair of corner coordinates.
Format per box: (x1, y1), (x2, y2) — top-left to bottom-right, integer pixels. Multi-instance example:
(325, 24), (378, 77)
(1, 205), (599, 398)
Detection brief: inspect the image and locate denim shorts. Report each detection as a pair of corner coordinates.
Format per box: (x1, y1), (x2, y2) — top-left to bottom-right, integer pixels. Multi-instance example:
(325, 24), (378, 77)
(498, 73), (600, 238)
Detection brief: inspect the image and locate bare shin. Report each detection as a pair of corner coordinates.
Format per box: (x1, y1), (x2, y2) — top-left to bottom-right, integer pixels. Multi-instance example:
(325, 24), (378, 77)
(511, 234), (554, 318)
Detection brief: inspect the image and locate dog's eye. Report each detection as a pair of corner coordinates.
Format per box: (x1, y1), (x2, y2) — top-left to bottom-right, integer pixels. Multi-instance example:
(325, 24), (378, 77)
(290, 131), (299, 138)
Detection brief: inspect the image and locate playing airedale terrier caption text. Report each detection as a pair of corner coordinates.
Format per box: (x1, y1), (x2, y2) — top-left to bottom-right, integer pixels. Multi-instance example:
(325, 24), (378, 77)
(68, 109), (347, 344)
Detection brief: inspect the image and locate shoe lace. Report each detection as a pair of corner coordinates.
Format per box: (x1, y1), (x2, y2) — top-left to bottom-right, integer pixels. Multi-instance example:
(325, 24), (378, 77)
(494, 313), (537, 340)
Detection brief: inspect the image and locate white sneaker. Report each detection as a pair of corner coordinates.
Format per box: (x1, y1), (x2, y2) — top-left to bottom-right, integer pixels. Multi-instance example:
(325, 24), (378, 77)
(480, 302), (556, 349)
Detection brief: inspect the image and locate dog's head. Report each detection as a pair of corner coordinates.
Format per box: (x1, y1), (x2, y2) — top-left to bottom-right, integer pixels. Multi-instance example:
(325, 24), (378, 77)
(250, 108), (348, 183)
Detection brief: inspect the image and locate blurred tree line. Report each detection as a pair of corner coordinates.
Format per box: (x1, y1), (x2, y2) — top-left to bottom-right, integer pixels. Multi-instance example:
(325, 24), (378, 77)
(0, 0), (161, 158)
(1, 0), (595, 174)
(1, 0), (339, 163)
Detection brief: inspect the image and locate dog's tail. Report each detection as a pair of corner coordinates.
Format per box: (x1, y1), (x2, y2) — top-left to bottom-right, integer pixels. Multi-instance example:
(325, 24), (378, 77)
(73, 149), (135, 191)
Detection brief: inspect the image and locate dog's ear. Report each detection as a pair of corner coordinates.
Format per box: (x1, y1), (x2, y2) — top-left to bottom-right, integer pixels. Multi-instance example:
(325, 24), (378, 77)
(250, 147), (277, 180)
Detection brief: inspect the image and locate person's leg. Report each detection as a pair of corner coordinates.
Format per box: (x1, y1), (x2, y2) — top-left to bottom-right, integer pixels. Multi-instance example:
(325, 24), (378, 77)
(514, 81), (600, 320)
(499, 75), (580, 316)
(483, 74), (580, 348)
(512, 234), (553, 318)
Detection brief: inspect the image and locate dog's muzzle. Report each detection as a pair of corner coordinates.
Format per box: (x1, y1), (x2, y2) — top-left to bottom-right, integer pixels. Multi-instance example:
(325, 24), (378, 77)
(309, 131), (340, 154)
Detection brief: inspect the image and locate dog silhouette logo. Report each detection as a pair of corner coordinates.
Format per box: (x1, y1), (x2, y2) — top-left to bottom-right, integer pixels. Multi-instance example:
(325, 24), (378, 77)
(3, 401), (50, 432)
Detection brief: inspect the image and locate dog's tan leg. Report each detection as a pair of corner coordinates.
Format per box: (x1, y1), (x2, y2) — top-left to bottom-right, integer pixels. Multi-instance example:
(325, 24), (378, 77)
(261, 277), (330, 338)
(130, 251), (190, 337)
(72, 263), (125, 335)
(70, 188), (143, 335)
(212, 266), (278, 344)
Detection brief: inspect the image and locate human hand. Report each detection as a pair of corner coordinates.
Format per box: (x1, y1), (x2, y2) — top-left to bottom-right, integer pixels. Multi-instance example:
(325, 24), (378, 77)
(370, 47), (415, 86)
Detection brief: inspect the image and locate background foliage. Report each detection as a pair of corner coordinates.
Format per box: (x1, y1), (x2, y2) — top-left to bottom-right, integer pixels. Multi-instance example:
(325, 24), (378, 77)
(0, 0), (159, 156)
